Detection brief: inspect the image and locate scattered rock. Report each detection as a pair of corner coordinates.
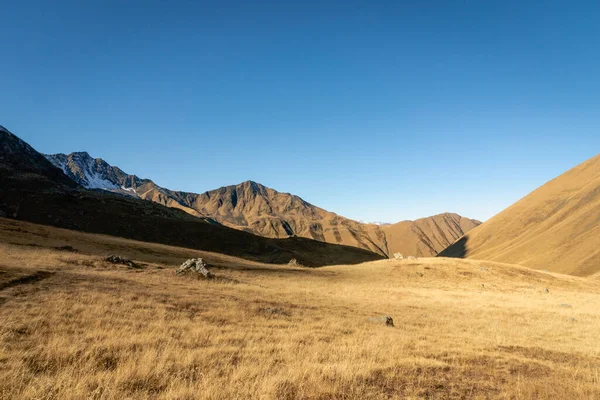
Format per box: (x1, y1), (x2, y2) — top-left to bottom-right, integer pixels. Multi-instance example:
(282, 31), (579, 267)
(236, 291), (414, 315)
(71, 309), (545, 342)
(369, 315), (395, 327)
(393, 253), (404, 260)
(479, 267), (489, 272)
(176, 258), (213, 279)
(544, 288), (550, 293)
(288, 258), (302, 267)
(104, 255), (140, 268)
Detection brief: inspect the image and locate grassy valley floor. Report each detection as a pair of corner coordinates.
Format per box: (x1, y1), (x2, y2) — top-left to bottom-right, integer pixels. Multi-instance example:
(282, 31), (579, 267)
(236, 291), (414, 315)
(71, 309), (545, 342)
(0, 220), (599, 399)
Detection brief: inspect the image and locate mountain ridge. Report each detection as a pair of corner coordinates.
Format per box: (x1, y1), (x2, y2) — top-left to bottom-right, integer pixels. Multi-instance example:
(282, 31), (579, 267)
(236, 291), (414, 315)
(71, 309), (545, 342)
(46, 151), (481, 257)
(0, 126), (383, 266)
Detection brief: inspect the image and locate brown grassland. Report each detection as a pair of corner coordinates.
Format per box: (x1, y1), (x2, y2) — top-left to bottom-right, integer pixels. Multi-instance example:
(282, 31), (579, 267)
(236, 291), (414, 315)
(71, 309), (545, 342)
(0, 219), (599, 399)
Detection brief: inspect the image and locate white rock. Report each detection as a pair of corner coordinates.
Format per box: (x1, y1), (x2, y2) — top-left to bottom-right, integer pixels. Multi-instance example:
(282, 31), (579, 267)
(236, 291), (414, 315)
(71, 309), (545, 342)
(176, 258), (213, 279)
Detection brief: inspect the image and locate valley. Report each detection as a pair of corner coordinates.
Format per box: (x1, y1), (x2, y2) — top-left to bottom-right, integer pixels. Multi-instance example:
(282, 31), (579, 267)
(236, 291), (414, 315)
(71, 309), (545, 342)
(3, 4), (599, 399)
(1, 218), (598, 399)
(1, 125), (598, 399)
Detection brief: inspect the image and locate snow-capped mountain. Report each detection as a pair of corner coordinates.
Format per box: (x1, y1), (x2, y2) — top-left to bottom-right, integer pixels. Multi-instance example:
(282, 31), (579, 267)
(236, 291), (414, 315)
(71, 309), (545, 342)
(45, 152), (145, 195)
(44, 152), (206, 218)
(44, 151), (481, 257)
(3, 126), (381, 267)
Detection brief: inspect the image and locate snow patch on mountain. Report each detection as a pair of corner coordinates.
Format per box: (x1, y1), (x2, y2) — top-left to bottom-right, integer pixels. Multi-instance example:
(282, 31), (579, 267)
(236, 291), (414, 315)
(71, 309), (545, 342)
(121, 186), (137, 194)
(45, 155), (69, 175)
(83, 170), (119, 190)
(44, 152), (119, 190)
(79, 155), (116, 190)
(44, 154), (67, 171)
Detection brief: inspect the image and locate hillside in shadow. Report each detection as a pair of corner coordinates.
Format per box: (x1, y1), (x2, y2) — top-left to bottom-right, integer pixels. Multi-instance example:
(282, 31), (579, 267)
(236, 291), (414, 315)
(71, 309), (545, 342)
(437, 236), (468, 258)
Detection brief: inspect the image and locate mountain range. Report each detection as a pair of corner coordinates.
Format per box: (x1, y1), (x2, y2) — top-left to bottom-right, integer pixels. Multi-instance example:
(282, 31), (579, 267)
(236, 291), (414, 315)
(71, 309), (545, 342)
(45, 151), (481, 257)
(1, 124), (599, 276)
(0, 125), (381, 266)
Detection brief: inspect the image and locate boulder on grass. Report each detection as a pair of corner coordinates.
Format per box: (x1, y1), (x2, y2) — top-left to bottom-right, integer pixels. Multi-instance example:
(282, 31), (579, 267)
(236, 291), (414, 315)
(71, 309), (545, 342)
(288, 258), (302, 267)
(104, 255), (140, 268)
(176, 258), (213, 279)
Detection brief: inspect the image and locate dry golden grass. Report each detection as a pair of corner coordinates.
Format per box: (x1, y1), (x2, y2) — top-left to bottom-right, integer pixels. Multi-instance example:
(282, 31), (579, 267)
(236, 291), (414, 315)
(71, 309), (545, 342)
(441, 154), (600, 276)
(1, 220), (599, 399)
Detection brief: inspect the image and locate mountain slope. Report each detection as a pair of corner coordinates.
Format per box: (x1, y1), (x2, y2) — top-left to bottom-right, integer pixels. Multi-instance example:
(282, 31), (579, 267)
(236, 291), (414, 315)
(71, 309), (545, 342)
(45, 152), (205, 217)
(0, 126), (382, 266)
(439, 154), (600, 276)
(381, 213), (481, 258)
(0, 126), (78, 191)
(185, 180), (392, 256)
(46, 152), (481, 257)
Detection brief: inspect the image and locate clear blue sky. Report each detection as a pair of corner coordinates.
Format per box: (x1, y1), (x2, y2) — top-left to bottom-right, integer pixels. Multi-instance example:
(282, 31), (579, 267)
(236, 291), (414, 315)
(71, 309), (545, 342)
(2, 1), (599, 222)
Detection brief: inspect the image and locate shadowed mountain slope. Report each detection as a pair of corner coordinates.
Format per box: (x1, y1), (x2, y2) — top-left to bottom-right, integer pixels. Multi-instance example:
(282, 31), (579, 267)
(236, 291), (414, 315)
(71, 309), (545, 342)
(0, 126), (382, 266)
(46, 152), (481, 257)
(0, 126), (78, 191)
(439, 154), (600, 276)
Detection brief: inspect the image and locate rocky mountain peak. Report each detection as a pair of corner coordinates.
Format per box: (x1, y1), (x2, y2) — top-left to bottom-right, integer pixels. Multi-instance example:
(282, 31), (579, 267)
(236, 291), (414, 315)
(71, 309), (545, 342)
(238, 180), (268, 196)
(45, 152), (120, 190)
(42, 147), (482, 258)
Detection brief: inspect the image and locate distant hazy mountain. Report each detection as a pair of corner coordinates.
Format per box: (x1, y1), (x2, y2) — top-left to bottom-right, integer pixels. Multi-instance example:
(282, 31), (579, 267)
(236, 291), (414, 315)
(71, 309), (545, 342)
(46, 151), (481, 257)
(440, 154), (600, 276)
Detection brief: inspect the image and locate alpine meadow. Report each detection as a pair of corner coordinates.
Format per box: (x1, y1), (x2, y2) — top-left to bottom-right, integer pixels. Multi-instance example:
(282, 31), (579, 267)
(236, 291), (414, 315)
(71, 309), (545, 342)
(1, 2), (599, 399)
